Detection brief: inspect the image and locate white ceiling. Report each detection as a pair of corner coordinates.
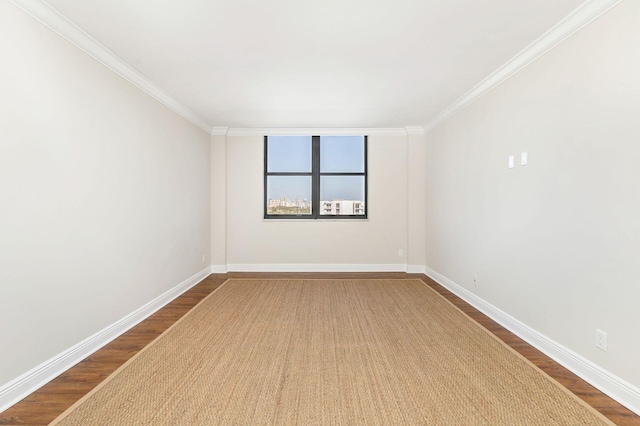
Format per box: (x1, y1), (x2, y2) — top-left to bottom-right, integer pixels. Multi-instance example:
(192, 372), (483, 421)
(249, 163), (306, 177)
(45, 0), (586, 129)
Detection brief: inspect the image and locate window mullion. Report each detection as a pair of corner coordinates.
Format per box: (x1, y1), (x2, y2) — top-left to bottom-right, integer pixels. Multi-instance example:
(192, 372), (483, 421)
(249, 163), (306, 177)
(364, 135), (368, 219)
(267, 172), (313, 176)
(312, 136), (320, 219)
(263, 136), (268, 218)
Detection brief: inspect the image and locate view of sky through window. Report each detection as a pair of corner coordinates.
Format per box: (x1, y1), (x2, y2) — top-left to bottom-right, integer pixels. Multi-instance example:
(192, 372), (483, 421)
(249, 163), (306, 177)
(267, 176), (312, 202)
(267, 136), (311, 172)
(321, 136), (365, 173)
(320, 176), (365, 201)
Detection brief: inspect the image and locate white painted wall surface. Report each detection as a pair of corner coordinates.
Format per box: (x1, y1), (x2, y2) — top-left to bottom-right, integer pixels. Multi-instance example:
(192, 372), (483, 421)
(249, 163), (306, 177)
(0, 2), (210, 388)
(210, 134), (227, 269)
(225, 134), (408, 269)
(425, 0), (640, 389)
(407, 133), (427, 271)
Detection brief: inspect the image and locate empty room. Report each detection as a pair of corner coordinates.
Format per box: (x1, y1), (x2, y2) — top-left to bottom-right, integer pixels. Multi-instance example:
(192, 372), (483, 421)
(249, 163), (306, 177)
(1, 0), (639, 424)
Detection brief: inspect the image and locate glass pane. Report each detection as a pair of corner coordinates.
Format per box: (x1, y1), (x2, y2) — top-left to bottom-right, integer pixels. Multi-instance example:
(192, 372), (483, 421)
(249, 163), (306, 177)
(320, 176), (365, 216)
(267, 136), (312, 172)
(320, 136), (365, 173)
(266, 176), (312, 215)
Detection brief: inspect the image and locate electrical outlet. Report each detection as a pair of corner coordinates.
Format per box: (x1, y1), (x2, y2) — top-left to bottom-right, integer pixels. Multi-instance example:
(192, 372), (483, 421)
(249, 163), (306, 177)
(473, 275), (478, 287)
(595, 329), (607, 351)
(202, 255), (206, 264)
(398, 249), (404, 257)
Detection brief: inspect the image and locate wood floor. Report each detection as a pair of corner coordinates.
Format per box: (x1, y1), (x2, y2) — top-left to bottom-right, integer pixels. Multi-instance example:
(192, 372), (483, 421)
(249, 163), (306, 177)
(1, 272), (638, 425)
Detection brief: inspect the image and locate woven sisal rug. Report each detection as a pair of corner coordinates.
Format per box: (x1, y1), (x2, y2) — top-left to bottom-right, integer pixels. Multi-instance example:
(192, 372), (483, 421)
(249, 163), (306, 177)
(51, 279), (612, 425)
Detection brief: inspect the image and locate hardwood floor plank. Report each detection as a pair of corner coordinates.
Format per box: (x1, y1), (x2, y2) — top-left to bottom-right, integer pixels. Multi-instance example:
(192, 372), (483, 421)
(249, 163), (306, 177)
(1, 273), (637, 425)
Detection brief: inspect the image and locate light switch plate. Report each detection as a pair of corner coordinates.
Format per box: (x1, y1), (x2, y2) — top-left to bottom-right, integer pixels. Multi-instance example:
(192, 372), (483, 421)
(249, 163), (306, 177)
(521, 152), (528, 166)
(508, 155), (515, 169)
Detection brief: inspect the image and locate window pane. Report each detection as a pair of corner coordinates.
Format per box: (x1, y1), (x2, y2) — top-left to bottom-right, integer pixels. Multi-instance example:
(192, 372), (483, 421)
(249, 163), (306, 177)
(267, 136), (312, 172)
(320, 136), (365, 173)
(266, 176), (312, 215)
(320, 176), (365, 215)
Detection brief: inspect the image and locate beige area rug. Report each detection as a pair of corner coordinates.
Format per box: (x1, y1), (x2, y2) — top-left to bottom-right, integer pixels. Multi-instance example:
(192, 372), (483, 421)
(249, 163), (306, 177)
(52, 279), (612, 425)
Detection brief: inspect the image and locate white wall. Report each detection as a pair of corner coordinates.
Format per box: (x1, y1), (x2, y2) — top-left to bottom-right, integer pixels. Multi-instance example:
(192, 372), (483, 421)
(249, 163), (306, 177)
(222, 134), (409, 270)
(211, 134), (227, 269)
(0, 2), (210, 389)
(407, 133), (427, 271)
(425, 0), (640, 391)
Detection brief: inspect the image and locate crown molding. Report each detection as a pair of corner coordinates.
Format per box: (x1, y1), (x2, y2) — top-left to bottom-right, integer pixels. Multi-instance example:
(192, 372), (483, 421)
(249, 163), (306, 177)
(14, 0), (619, 136)
(405, 126), (425, 135)
(423, 0), (624, 133)
(210, 127), (229, 136)
(10, 0), (213, 134)
(226, 128), (409, 137)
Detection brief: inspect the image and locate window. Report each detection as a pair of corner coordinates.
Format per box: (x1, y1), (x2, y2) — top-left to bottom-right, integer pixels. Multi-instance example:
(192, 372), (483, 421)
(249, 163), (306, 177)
(264, 135), (367, 219)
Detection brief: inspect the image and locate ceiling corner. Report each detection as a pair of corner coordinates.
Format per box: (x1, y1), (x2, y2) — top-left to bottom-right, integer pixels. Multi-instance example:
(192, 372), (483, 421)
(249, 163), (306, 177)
(10, 0), (213, 134)
(422, 0), (624, 134)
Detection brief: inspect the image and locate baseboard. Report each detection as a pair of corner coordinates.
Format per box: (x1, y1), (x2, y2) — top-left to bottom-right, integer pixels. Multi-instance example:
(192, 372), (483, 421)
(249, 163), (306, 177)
(0, 266), (212, 413)
(226, 263), (408, 272)
(423, 266), (640, 416)
(407, 264), (426, 274)
(210, 264), (228, 273)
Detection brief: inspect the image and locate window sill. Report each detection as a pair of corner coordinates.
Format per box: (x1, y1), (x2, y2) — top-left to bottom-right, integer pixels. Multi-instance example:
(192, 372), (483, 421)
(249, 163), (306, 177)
(262, 218), (369, 222)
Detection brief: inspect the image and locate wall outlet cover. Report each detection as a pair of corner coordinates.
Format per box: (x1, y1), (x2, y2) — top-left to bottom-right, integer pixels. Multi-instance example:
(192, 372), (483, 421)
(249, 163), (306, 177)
(595, 329), (607, 351)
